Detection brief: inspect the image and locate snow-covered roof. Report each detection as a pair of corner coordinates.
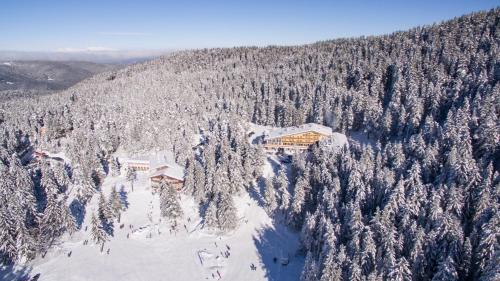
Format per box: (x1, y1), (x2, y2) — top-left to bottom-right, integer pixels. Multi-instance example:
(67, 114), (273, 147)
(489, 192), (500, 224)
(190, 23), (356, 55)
(120, 150), (184, 179)
(149, 150), (175, 170)
(319, 132), (349, 152)
(125, 159), (149, 164)
(121, 155), (149, 166)
(264, 123), (333, 140)
(149, 165), (184, 181)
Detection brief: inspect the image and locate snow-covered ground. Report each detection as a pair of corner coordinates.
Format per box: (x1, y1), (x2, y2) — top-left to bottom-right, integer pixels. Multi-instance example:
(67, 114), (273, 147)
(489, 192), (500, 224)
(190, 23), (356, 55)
(21, 171), (303, 281)
(349, 130), (376, 148)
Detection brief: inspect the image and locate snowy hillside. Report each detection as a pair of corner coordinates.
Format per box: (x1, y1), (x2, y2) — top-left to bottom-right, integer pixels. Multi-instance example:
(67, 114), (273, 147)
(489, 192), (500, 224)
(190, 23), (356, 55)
(0, 60), (118, 92)
(1, 9), (498, 281)
(19, 169), (303, 281)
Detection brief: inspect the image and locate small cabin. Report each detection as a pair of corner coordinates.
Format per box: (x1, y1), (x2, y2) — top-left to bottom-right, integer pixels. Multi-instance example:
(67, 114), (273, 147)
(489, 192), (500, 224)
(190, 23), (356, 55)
(149, 151), (184, 191)
(150, 169), (184, 191)
(125, 159), (150, 171)
(120, 150), (185, 191)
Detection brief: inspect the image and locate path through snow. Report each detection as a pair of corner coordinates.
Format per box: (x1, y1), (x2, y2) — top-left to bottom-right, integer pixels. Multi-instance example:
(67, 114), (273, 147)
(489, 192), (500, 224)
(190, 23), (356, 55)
(22, 172), (304, 281)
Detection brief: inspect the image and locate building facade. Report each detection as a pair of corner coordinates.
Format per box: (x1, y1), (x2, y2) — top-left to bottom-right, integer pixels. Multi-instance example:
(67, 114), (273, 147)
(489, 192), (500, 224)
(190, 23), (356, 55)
(125, 159), (150, 171)
(120, 150), (185, 191)
(263, 123), (333, 152)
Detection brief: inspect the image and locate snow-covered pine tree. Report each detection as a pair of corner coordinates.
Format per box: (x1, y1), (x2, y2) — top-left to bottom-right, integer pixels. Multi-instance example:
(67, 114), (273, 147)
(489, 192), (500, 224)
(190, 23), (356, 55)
(0, 208), (17, 262)
(289, 174), (308, 228)
(110, 157), (121, 176)
(15, 219), (37, 261)
(274, 168), (290, 212)
(182, 158), (195, 195)
(90, 213), (108, 251)
(432, 255), (459, 281)
(388, 257), (412, 281)
(51, 162), (70, 193)
(263, 177), (278, 215)
(301, 251), (319, 281)
(192, 160), (207, 203)
(72, 166), (97, 202)
(204, 198), (218, 228)
(216, 192), (238, 231)
(40, 185), (76, 245)
(126, 168), (137, 191)
(109, 186), (123, 221)
(97, 191), (113, 229)
(228, 153), (244, 194)
(213, 163), (231, 194)
(319, 249), (343, 281)
(159, 180), (183, 221)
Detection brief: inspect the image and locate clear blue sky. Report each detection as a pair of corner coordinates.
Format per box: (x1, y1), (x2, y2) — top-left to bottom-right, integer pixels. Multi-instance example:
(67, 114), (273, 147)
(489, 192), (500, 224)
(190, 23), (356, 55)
(0, 0), (498, 51)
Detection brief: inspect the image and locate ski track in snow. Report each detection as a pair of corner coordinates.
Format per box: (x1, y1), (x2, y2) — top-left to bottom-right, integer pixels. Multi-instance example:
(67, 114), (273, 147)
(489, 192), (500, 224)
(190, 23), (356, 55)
(20, 172), (304, 281)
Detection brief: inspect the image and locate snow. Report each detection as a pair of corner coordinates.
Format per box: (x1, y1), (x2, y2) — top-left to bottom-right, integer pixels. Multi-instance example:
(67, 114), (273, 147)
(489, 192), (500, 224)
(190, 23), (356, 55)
(265, 123), (332, 140)
(47, 77), (54, 81)
(2, 62), (12, 66)
(349, 130), (376, 148)
(247, 123), (274, 145)
(119, 150), (185, 181)
(319, 132), (349, 152)
(6, 81), (14, 85)
(20, 170), (303, 280)
(44, 151), (71, 164)
(192, 133), (203, 146)
(149, 165), (184, 181)
(247, 122), (334, 144)
(149, 150), (175, 170)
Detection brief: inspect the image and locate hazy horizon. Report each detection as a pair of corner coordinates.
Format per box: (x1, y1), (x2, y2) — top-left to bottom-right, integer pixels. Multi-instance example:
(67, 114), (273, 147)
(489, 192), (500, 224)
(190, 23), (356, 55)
(1, 0), (498, 62)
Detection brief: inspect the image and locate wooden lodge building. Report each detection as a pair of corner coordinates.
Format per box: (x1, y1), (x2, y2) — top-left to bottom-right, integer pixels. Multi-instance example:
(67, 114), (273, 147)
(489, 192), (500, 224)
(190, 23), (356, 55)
(148, 151), (185, 191)
(121, 150), (185, 191)
(263, 123), (333, 152)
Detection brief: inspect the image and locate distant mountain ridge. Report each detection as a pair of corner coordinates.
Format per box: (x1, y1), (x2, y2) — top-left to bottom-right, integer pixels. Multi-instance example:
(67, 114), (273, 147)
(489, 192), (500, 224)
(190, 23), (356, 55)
(0, 60), (118, 92)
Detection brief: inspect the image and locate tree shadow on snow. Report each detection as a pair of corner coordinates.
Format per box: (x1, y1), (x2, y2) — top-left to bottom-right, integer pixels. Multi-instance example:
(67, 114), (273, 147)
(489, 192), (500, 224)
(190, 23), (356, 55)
(248, 156), (288, 209)
(0, 264), (35, 281)
(119, 185), (129, 209)
(247, 179), (266, 208)
(69, 198), (86, 229)
(267, 157), (282, 175)
(252, 225), (305, 281)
